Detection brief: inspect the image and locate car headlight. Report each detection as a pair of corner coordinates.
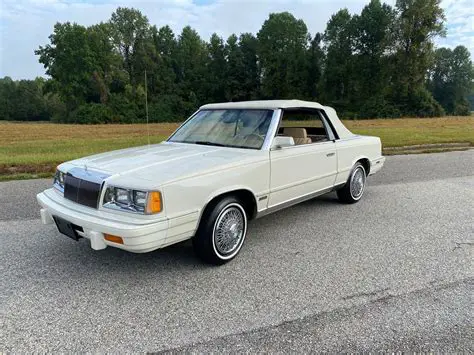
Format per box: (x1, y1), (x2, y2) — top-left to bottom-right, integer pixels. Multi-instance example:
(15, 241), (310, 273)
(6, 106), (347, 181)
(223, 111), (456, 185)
(103, 186), (162, 214)
(53, 169), (65, 192)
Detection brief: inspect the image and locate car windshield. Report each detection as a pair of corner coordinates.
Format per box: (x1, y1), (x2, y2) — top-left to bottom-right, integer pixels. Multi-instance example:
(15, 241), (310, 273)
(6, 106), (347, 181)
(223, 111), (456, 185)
(168, 109), (274, 150)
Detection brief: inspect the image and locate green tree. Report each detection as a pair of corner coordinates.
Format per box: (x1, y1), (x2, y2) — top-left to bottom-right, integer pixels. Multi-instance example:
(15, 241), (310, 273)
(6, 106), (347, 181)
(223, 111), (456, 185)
(176, 26), (209, 113)
(35, 23), (96, 109)
(239, 33), (260, 100)
(226, 33), (260, 101)
(430, 46), (473, 115)
(226, 34), (244, 101)
(147, 25), (182, 121)
(19, 5), (471, 123)
(322, 9), (356, 108)
(207, 33), (228, 102)
(389, 0), (446, 116)
(305, 33), (324, 100)
(353, 0), (394, 99)
(109, 7), (151, 84)
(87, 23), (121, 104)
(35, 22), (118, 111)
(151, 25), (178, 96)
(0, 77), (16, 120)
(257, 12), (309, 99)
(0, 77), (49, 121)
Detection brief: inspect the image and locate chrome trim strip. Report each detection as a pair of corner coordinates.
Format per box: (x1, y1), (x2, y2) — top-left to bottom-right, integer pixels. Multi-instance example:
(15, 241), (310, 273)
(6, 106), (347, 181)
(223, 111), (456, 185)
(166, 209), (200, 220)
(270, 171), (336, 193)
(67, 167), (111, 184)
(334, 136), (363, 142)
(53, 170), (65, 193)
(165, 110), (200, 142)
(271, 140), (336, 151)
(256, 186), (334, 218)
(319, 109), (338, 140)
(53, 182), (64, 193)
(261, 109), (283, 151)
(103, 200), (147, 214)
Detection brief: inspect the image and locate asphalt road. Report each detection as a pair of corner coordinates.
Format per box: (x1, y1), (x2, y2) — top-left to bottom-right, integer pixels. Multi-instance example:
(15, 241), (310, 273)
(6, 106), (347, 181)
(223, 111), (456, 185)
(1, 150), (473, 352)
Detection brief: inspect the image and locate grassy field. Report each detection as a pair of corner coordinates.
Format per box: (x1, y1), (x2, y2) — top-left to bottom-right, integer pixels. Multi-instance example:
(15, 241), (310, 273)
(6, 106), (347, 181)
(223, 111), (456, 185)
(344, 117), (474, 147)
(1, 117), (473, 180)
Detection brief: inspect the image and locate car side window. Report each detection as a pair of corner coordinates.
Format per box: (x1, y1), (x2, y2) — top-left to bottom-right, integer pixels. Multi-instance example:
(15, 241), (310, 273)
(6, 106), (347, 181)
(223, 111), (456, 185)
(277, 109), (333, 146)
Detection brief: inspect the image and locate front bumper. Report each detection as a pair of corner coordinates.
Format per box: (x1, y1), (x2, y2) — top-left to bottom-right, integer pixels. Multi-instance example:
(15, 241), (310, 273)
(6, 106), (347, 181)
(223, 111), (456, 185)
(37, 189), (171, 253)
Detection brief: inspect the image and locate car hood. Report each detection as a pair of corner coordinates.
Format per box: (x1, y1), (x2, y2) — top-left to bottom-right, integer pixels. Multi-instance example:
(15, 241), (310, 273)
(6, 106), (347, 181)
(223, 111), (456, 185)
(61, 142), (266, 188)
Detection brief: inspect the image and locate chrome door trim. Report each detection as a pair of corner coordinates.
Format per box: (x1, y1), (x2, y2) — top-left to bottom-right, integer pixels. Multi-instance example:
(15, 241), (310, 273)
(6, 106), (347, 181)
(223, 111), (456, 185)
(256, 186), (334, 219)
(261, 109), (283, 151)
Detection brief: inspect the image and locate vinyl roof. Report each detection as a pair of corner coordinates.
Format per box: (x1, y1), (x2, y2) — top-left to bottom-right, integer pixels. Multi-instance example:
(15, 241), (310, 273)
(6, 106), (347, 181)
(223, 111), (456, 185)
(200, 99), (325, 110)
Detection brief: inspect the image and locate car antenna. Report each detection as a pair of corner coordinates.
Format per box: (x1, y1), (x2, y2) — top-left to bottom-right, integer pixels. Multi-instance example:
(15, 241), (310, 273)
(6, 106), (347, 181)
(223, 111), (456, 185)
(145, 69), (150, 146)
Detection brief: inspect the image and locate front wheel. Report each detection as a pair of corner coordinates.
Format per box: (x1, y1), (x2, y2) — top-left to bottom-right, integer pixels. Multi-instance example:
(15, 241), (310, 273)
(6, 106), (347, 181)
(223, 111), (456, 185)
(337, 162), (367, 204)
(193, 197), (248, 265)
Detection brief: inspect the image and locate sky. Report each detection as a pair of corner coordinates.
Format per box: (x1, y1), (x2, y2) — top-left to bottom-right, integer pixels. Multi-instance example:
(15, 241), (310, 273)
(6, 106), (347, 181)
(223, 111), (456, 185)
(0, 0), (472, 80)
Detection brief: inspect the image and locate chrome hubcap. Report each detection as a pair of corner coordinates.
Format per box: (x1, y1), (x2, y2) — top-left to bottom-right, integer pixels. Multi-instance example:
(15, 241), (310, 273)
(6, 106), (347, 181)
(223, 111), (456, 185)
(213, 206), (245, 255)
(350, 167), (366, 199)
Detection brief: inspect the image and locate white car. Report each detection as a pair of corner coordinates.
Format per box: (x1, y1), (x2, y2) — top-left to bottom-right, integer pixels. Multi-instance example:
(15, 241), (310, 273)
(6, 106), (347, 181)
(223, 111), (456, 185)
(37, 100), (385, 264)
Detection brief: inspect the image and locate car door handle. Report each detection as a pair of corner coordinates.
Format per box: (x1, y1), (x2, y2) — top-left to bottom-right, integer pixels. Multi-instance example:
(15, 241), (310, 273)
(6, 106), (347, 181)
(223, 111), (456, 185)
(326, 152), (335, 157)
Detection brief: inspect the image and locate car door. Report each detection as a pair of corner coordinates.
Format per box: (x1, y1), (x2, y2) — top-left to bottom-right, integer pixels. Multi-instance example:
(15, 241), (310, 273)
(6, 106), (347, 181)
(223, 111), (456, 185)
(268, 141), (337, 207)
(267, 109), (338, 208)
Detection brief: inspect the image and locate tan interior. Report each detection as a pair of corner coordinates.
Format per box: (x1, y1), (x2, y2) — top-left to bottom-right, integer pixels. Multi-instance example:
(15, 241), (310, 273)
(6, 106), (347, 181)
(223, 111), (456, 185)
(283, 127), (312, 145)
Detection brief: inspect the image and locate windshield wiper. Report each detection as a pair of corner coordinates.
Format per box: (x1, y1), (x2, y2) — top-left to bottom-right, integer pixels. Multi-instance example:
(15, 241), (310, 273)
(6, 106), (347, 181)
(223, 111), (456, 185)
(194, 141), (227, 147)
(225, 144), (255, 150)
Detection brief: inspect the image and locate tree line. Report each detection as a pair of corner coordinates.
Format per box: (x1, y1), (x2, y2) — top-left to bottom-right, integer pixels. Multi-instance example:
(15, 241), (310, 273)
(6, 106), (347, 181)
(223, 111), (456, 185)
(0, 0), (473, 123)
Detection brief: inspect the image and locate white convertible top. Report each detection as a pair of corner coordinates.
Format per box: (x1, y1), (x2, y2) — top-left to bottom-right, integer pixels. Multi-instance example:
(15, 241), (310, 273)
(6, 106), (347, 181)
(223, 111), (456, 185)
(200, 99), (354, 139)
(201, 99), (324, 110)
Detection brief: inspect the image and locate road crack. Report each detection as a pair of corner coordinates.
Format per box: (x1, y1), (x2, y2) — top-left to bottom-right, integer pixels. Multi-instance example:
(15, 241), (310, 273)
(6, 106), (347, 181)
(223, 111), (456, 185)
(155, 277), (473, 354)
(452, 241), (474, 251)
(342, 287), (390, 301)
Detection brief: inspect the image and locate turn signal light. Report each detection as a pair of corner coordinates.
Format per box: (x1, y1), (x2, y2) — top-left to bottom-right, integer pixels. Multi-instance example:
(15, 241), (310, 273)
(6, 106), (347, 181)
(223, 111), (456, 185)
(104, 234), (124, 244)
(146, 191), (162, 214)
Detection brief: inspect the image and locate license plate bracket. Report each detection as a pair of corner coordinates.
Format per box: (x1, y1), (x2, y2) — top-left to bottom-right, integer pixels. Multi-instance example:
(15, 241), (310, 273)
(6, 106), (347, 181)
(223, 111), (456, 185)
(53, 216), (82, 241)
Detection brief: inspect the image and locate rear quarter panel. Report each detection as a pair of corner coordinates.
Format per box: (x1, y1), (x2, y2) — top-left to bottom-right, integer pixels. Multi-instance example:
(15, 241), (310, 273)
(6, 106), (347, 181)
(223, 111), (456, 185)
(334, 135), (383, 185)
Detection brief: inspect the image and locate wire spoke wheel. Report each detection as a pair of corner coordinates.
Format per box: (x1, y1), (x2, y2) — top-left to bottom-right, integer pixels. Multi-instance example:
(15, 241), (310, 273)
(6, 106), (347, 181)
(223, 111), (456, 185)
(350, 166), (366, 200)
(213, 205), (246, 257)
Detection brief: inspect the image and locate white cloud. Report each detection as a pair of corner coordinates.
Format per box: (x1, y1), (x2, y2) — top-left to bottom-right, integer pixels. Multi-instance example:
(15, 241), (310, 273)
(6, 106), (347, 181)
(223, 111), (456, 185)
(436, 0), (474, 51)
(0, 0), (471, 79)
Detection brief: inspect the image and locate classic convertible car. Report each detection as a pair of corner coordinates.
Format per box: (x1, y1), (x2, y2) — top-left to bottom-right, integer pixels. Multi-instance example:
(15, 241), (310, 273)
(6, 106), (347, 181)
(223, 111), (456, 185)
(37, 100), (385, 264)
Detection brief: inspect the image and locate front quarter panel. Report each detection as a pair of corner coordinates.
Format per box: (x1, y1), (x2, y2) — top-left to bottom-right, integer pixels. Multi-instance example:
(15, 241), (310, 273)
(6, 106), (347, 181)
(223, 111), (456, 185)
(161, 155), (270, 241)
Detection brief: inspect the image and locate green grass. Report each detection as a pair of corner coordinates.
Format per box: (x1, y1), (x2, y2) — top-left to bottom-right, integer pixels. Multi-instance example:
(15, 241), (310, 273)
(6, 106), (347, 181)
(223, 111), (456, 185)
(0, 117), (472, 180)
(0, 136), (166, 165)
(349, 126), (474, 148)
(352, 127), (474, 147)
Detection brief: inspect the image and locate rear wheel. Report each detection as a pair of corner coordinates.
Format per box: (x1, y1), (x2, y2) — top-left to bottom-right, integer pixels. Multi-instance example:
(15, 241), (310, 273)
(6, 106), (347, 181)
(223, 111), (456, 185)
(193, 196), (247, 265)
(337, 162), (366, 204)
